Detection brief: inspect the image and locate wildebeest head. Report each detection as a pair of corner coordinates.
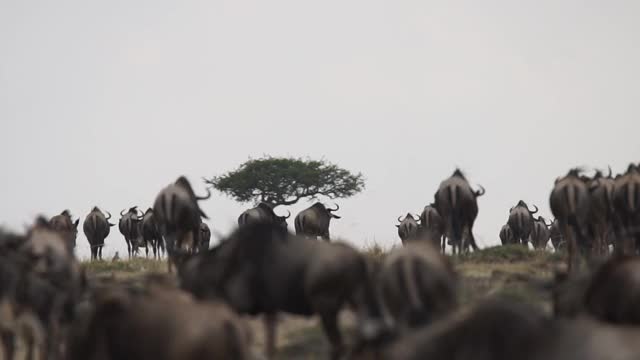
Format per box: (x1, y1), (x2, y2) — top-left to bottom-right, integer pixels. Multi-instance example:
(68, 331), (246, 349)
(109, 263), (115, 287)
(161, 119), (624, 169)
(153, 176), (211, 263)
(238, 203), (290, 230)
(49, 210), (80, 252)
(24, 217), (79, 279)
(396, 213), (420, 243)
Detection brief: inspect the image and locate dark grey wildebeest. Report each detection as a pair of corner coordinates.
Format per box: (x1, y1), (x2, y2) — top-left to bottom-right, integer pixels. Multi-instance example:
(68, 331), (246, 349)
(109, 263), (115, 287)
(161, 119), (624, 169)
(499, 224), (516, 245)
(139, 208), (163, 259)
(550, 168), (591, 273)
(433, 169), (484, 254)
(83, 207), (115, 260)
(377, 241), (457, 330)
(420, 205), (446, 252)
(294, 203), (342, 241)
(507, 200), (539, 246)
(153, 176), (211, 272)
(199, 222), (211, 252)
(612, 164), (640, 255)
(237, 202), (290, 229)
(49, 210), (80, 253)
(549, 219), (564, 251)
(530, 216), (552, 250)
(396, 213), (420, 244)
(587, 169), (616, 255)
(119, 207), (144, 259)
(179, 223), (386, 360)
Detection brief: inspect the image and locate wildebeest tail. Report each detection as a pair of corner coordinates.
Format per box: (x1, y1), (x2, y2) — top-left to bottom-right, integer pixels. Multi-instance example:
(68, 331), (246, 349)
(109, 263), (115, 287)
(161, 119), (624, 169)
(448, 185), (463, 242)
(294, 215), (303, 234)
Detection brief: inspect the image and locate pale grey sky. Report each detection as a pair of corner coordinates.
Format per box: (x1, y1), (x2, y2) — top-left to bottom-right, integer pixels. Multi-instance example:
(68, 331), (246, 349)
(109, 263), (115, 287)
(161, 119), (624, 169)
(1, 0), (639, 259)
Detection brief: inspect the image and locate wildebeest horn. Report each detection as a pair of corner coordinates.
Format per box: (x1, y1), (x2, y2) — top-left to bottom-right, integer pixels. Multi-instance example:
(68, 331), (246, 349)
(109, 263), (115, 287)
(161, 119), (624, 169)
(105, 211), (112, 221)
(196, 187), (212, 201)
(120, 209), (127, 216)
(397, 216), (404, 223)
(529, 204), (539, 214)
(544, 218), (553, 227)
(283, 210), (291, 219)
(328, 204), (340, 212)
(607, 165), (613, 178)
(474, 185), (486, 197)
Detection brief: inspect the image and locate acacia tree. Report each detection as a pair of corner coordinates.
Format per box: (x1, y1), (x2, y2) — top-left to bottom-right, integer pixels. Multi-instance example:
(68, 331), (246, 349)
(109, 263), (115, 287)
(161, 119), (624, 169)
(205, 157), (365, 207)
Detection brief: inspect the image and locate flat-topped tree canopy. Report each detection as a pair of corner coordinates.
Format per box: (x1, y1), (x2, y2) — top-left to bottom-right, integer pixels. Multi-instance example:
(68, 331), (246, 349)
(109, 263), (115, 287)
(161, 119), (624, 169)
(204, 156), (365, 207)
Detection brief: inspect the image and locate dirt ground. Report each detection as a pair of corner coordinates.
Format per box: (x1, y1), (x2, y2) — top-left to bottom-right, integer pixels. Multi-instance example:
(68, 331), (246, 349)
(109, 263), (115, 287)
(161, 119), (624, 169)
(83, 245), (562, 359)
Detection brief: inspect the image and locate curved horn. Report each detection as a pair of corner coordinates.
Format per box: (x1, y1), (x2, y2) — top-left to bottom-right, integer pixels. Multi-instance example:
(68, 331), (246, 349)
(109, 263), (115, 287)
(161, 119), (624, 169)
(105, 211), (112, 221)
(529, 204), (539, 214)
(544, 218), (553, 227)
(474, 185), (486, 197)
(328, 203), (340, 212)
(607, 165), (613, 178)
(282, 210), (291, 219)
(120, 209), (127, 216)
(196, 187), (212, 201)
(397, 216), (404, 223)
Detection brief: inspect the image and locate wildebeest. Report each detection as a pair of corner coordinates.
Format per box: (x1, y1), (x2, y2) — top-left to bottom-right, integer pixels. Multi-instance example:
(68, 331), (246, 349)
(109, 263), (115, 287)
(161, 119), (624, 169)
(396, 213), (420, 244)
(549, 168), (591, 272)
(499, 224), (516, 245)
(587, 169), (616, 255)
(237, 202), (290, 229)
(294, 203), (342, 241)
(507, 200), (539, 246)
(118, 207), (144, 259)
(83, 207), (115, 260)
(377, 241), (457, 330)
(433, 169), (484, 254)
(179, 223), (386, 360)
(549, 219), (564, 251)
(139, 208), (163, 259)
(612, 164), (640, 255)
(69, 284), (252, 360)
(199, 222), (211, 251)
(530, 216), (552, 250)
(49, 210), (80, 253)
(153, 176), (211, 272)
(419, 205), (445, 252)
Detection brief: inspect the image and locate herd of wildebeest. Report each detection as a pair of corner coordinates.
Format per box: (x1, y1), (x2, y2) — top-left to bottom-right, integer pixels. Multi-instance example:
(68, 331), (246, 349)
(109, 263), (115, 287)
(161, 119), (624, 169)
(1, 163), (640, 359)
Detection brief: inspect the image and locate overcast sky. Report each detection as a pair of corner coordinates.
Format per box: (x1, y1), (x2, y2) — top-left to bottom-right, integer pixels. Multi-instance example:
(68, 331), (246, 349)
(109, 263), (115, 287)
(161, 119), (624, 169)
(1, 0), (639, 259)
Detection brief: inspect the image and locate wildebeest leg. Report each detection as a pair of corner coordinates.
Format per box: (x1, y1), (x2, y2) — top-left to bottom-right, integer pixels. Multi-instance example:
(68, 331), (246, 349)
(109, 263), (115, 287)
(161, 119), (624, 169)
(99, 245), (103, 260)
(1, 330), (15, 360)
(562, 222), (578, 273)
(264, 313), (277, 359)
(441, 235), (446, 254)
(320, 311), (343, 360)
(125, 238), (132, 258)
(145, 242), (149, 258)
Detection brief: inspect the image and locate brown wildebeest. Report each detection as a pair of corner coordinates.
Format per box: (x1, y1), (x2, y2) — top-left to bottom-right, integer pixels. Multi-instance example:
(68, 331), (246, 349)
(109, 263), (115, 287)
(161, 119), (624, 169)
(83, 207), (115, 260)
(507, 200), (539, 246)
(179, 223), (386, 360)
(396, 213), (420, 244)
(21, 217), (85, 360)
(549, 219), (564, 252)
(199, 222), (211, 252)
(530, 216), (552, 250)
(294, 203), (341, 241)
(587, 168), (616, 256)
(433, 169), (484, 254)
(419, 205), (445, 252)
(153, 176), (211, 272)
(139, 208), (163, 259)
(238, 202), (290, 229)
(118, 207), (144, 258)
(612, 164), (640, 255)
(69, 286), (251, 360)
(499, 224), (516, 245)
(377, 241), (457, 330)
(49, 210), (79, 253)
(549, 168), (591, 273)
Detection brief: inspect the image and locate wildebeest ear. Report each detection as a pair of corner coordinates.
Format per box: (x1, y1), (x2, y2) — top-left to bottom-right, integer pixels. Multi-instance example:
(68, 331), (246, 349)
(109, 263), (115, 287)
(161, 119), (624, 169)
(395, 225), (400, 228)
(73, 219), (80, 228)
(332, 215), (341, 219)
(108, 222), (116, 227)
